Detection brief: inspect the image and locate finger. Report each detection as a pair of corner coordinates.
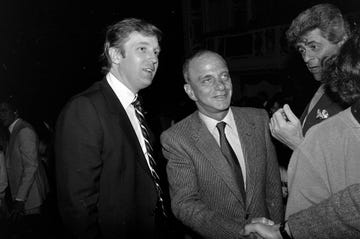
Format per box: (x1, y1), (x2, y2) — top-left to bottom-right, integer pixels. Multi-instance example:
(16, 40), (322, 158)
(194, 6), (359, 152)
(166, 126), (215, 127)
(283, 104), (299, 123)
(273, 109), (287, 126)
(251, 217), (275, 225)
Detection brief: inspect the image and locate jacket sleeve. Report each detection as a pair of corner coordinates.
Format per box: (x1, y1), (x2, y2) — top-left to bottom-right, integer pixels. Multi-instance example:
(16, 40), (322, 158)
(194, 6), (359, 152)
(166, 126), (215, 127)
(288, 183), (360, 239)
(16, 127), (39, 201)
(262, 110), (284, 223)
(55, 97), (103, 239)
(161, 132), (244, 239)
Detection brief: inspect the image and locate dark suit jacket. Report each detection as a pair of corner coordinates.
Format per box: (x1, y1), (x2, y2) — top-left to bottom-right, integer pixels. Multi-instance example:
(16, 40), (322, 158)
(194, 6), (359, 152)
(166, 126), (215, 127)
(55, 80), (159, 239)
(161, 107), (284, 239)
(289, 183), (360, 239)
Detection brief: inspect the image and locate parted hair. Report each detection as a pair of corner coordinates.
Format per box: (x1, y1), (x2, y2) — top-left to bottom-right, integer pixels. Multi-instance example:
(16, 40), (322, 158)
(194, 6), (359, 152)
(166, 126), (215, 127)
(102, 18), (162, 73)
(324, 29), (360, 105)
(286, 3), (350, 46)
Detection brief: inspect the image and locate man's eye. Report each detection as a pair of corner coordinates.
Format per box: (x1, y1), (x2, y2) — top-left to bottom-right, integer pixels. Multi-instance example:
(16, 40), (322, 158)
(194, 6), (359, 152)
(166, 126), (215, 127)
(138, 47), (146, 52)
(202, 77), (212, 83)
(297, 48), (305, 54)
(221, 74), (230, 80)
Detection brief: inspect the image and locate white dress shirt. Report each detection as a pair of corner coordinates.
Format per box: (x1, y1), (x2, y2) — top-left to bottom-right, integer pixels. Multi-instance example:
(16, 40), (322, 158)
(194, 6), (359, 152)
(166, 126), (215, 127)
(199, 108), (247, 188)
(106, 72), (151, 169)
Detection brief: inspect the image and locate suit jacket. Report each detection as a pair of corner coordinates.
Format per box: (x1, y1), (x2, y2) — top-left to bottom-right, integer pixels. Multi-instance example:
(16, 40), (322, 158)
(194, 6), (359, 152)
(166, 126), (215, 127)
(288, 183), (360, 239)
(6, 119), (49, 212)
(161, 107), (284, 239)
(55, 80), (159, 239)
(300, 89), (345, 135)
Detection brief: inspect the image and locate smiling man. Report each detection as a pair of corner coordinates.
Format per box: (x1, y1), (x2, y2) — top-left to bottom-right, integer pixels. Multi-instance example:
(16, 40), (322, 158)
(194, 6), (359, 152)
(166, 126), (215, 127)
(269, 3), (350, 150)
(55, 18), (168, 239)
(161, 50), (284, 239)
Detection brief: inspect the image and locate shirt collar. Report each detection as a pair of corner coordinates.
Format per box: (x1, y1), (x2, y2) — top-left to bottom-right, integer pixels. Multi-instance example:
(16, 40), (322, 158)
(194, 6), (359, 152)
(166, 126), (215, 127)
(106, 72), (137, 109)
(9, 118), (20, 133)
(199, 108), (236, 132)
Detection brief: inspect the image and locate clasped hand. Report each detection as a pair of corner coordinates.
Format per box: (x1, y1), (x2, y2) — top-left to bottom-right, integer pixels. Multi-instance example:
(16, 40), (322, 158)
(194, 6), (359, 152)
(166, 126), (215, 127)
(241, 217), (282, 239)
(9, 200), (25, 224)
(269, 104), (304, 150)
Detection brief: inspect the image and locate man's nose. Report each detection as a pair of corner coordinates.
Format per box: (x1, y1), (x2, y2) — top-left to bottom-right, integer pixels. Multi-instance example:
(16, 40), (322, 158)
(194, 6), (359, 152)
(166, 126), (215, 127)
(303, 51), (314, 63)
(214, 79), (226, 90)
(148, 52), (158, 64)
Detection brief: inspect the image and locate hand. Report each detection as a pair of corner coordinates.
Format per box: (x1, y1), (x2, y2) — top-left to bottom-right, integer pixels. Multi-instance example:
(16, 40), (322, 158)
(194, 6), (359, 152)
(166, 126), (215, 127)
(241, 222), (282, 239)
(251, 217), (275, 225)
(10, 200), (25, 224)
(269, 104), (304, 150)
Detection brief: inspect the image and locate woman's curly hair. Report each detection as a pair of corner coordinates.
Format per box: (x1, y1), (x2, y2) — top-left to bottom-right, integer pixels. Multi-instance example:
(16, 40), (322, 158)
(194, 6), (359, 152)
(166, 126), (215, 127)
(323, 29), (360, 105)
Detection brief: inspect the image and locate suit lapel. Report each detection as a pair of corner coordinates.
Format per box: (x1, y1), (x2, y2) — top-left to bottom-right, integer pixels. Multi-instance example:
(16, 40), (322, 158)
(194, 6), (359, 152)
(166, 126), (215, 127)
(191, 112), (245, 205)
(232, 109), (258, 207)
(99, 80), (152, 178)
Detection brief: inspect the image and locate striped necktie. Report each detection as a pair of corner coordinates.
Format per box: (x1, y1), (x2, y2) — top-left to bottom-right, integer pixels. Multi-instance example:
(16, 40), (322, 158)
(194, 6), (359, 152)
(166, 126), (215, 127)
(132, 97), (167, 217)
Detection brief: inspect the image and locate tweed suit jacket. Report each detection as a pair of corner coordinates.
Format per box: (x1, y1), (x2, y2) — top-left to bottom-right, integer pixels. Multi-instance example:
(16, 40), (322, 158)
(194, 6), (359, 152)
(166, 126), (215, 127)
(288, 183), (360, 239)
(6, 119), (49, 212)
(161, 107), (284, 239)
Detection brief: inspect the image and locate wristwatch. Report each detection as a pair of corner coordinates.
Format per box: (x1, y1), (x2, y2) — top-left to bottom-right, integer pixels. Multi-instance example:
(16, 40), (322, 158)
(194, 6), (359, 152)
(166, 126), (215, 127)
(279, 221), (292, 239)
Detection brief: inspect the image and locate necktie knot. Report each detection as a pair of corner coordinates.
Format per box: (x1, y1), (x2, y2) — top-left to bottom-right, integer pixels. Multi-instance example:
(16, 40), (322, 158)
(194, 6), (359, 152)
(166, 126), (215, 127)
(132, 97), (143, 112)
(216, 121), (227, 134)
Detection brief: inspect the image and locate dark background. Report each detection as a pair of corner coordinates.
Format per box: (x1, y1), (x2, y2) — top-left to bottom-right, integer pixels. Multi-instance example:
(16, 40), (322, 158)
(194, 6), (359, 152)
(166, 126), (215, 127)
(0, 0), (185, 129)
(0, 0), (359, 131)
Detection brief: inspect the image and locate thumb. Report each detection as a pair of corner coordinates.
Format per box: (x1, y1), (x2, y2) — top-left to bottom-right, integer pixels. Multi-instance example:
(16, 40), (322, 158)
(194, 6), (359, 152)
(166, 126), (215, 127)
(283, 104), (298, 123)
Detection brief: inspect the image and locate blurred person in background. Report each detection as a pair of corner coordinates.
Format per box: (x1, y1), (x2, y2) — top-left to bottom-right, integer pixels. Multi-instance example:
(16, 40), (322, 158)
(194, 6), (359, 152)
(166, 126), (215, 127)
(0, 98), (49, 238)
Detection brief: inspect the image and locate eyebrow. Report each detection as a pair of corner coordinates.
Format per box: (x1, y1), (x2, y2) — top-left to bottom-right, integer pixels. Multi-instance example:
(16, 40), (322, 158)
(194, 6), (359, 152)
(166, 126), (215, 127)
(136, 41), (161, 52)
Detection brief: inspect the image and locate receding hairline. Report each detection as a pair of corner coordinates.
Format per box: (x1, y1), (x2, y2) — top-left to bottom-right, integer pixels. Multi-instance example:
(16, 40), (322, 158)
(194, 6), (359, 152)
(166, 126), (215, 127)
(183, 50), (227, 83)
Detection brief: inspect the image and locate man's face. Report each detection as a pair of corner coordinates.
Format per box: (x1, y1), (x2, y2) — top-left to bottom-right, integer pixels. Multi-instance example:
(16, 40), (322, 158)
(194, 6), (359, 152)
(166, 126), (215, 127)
(113, 31), (160, 93)
(296, 28), (343, 81)
(0, 103), (16, 127)
(184, 53), (232, 121)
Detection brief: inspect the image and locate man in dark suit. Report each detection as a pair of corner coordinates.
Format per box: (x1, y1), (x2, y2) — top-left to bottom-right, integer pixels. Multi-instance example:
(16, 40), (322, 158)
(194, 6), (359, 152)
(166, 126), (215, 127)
(270, 3), (350, 150)
(161, 50), (284, 239)
(55, 18), (167, 239)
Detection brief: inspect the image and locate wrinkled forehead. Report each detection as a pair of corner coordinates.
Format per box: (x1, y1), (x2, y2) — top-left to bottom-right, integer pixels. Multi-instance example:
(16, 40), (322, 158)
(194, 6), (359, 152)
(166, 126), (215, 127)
(295, 28), (326, 47)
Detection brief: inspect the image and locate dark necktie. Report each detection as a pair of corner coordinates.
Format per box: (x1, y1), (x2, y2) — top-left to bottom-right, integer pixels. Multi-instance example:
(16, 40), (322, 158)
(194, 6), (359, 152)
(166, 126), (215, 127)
(216, 121), (246, 202)
(132, 98), (167, 217)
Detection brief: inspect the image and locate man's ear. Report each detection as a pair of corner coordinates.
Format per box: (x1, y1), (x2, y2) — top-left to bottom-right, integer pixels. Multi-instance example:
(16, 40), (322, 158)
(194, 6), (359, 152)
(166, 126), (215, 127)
(184, 83), (197, 101)
(109, 47), (122, 64)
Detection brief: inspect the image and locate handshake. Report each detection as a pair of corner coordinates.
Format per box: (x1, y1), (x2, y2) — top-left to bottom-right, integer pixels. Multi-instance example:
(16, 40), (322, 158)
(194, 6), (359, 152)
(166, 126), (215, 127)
(241, 217), (291, 239)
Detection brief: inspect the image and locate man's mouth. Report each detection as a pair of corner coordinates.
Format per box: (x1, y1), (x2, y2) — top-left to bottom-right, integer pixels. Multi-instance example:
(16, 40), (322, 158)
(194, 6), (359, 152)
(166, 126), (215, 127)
(214, 94), (227, 99)
(308, 66), (320, 73)
(143, 67), (154, 73)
